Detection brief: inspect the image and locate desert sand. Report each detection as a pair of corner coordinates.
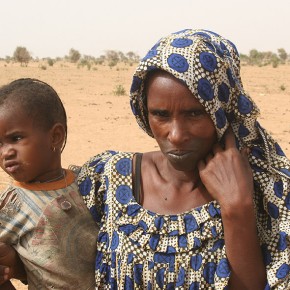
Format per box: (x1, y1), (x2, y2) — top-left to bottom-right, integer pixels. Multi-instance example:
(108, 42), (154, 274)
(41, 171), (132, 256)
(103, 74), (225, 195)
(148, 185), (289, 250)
(0, 60), (289, 289)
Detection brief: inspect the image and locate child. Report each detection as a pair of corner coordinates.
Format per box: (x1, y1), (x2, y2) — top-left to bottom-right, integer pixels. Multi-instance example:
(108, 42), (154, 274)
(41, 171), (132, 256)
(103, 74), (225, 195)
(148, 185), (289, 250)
(0, 79), (98, 289)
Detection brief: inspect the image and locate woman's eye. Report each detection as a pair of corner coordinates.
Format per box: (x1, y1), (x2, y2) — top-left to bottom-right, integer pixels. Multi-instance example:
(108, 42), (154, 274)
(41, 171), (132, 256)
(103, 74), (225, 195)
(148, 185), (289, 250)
(190, 110), (206, 117)
(151, 110), (169, 118)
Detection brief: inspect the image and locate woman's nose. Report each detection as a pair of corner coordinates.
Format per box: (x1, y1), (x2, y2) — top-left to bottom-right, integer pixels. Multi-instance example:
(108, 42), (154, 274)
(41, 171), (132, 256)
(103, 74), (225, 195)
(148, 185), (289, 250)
(167, 119), (190, 145)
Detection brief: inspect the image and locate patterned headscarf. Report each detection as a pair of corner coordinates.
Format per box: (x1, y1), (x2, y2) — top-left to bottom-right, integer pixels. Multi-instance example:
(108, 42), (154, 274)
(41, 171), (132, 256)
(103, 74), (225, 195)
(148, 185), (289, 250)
(130, 29), (290, 286)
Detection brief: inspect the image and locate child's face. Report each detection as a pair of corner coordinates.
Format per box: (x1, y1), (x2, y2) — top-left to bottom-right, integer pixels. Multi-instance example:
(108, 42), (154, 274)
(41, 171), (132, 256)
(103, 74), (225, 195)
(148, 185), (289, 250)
(0, 105), (56, 183)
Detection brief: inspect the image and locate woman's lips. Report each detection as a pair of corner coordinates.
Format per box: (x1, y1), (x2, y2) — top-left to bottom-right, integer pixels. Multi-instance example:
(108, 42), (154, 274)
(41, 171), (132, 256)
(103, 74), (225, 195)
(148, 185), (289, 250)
(167, 151), (193, 161)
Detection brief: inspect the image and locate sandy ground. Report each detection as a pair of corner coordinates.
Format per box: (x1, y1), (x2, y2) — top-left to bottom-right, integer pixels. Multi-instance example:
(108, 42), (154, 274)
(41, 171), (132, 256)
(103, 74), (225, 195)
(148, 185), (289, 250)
(0, 61), (289, 289)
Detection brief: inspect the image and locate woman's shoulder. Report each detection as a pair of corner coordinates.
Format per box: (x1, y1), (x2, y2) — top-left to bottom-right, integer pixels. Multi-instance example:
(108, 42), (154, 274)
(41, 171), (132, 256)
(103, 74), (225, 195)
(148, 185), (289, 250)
(82, 150), (135, 168)
(78, 150), (135, 181)
(78, 150), (159, 182)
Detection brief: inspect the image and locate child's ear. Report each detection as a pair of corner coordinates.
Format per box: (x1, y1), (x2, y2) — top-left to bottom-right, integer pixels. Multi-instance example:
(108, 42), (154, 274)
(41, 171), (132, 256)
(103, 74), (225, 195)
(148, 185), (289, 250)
(50, 123), (66, 150)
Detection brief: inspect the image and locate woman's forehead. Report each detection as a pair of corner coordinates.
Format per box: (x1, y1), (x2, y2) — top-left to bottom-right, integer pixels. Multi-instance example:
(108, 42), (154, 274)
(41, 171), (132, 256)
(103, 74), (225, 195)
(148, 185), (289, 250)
(146, 71), (203, 106)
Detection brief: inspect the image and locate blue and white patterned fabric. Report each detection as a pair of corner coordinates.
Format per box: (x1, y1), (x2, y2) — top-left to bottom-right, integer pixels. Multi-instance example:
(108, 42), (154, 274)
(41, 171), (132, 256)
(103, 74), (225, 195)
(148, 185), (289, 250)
(79, 29), (290, 289)
(79, 151), (230, 289)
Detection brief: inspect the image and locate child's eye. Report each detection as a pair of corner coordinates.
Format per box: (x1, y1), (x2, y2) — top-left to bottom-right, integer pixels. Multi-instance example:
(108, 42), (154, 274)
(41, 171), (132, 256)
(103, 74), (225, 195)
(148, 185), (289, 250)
(12, 136), (23, 142)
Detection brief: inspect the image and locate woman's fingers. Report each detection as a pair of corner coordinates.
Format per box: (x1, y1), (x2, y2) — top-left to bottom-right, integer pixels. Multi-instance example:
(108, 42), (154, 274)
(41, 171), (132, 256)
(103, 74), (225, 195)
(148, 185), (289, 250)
(241, 147), (250, 158)
(197, 127), (254, 207)
(212, 143), (223, 155)
(205, 153), (214, 164)
(224, 127), (237, 150)
(198, 159), (206, 171)
(240, 147), (252, 174)
(199, 144), (223, 173)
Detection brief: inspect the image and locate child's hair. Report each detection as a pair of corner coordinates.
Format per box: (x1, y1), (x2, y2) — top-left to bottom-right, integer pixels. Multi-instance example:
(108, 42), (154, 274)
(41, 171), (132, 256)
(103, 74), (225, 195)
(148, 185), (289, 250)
(0, 78), (67, 151)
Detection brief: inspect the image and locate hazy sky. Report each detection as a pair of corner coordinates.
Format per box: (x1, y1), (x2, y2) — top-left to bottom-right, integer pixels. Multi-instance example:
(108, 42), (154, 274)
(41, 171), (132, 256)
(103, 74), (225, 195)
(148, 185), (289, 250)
(1, 0), (289, 59)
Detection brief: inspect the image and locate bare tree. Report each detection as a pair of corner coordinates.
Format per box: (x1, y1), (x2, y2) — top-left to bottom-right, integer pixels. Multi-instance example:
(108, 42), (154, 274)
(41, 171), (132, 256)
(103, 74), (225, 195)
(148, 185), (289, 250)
(13, 46), (31, 66)
(126, 51), (140, 63)
(277, 48), (287, 64)
(69, 48), (81, 63)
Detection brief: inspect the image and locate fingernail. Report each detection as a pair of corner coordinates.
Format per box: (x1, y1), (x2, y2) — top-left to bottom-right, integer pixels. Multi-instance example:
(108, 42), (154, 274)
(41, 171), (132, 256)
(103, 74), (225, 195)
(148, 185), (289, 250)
(4, 267), (9, 274)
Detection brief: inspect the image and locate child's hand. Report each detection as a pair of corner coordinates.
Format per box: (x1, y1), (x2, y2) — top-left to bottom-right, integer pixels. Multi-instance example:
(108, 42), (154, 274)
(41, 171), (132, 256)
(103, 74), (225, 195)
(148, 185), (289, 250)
(0, 243), (13, 284)
(0, 280), (16, 290)
(0, 243), (26, 282)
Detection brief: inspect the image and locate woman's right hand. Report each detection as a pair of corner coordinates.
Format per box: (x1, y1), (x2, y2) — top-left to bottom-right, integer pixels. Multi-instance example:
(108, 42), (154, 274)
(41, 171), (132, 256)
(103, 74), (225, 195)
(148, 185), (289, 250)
(198, 128), (266, 289)
(197, 128), (254, 214)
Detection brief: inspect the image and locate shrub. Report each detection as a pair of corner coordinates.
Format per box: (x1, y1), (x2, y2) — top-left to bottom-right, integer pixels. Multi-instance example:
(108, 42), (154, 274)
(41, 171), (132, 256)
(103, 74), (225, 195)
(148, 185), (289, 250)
(78, 58), (91, 70)
(47, 58), (54, 66)
(109, 60), (118, 69)
(271, 56), (279, 68)
(113, 85), (126, 96)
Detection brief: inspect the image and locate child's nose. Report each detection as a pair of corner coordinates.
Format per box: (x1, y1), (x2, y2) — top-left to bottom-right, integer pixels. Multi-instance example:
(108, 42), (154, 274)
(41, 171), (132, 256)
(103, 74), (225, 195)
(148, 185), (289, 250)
(0, 144), (16, 159)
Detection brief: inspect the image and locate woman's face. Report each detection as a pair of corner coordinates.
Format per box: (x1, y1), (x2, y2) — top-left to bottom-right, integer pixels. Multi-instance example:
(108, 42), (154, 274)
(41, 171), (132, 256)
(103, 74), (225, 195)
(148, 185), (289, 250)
(146, 71), (217, 172)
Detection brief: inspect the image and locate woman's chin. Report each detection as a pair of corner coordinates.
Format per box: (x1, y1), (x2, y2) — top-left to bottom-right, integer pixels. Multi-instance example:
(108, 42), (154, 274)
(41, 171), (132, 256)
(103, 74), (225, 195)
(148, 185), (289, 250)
(168, 159), (198, 172)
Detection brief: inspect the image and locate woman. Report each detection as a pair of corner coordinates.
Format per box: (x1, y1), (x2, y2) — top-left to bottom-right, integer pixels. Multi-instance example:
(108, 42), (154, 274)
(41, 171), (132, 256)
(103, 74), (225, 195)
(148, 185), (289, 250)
(78, 29), (290, 289)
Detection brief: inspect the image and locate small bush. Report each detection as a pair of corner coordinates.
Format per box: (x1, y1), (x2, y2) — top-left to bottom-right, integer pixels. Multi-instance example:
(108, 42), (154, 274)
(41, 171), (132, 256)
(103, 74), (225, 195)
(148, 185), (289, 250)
(78, 58), (91, 70)
(40, 65), (47, 70)
(113, 85), (126, 96)
(47, 58), (54, 66)
(94, 58), (104, 65)
(280, 85), (286, 91)
(272, 59), (279, 68)
(109, 60), (118, 69)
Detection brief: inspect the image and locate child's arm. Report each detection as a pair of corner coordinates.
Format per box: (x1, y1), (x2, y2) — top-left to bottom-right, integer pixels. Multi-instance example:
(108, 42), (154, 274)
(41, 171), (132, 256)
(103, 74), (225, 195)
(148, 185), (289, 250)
(0, 189), (27, 284)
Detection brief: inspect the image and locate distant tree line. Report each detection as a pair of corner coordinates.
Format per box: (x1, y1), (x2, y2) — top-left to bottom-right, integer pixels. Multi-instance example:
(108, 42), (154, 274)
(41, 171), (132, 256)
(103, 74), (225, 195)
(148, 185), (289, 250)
(2, 47), (141, 68)
(240, 48), (289, 68)
(2, 46), (290, 69)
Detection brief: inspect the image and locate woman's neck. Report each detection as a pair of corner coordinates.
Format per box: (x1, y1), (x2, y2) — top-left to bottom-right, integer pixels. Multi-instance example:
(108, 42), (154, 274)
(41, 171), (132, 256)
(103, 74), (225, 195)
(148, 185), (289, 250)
(139, 151), (213, 214)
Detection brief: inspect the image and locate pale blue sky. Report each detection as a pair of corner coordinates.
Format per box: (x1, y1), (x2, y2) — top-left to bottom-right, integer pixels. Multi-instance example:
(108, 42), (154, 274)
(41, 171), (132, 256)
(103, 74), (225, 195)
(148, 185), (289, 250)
(1, 0), (289, 59)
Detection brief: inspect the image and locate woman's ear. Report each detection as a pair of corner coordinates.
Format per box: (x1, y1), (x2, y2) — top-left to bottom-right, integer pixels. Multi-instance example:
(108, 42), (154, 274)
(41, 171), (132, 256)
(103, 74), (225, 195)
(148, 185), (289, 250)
(50, 123), (66, 151)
